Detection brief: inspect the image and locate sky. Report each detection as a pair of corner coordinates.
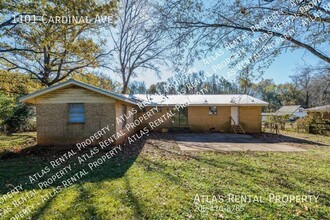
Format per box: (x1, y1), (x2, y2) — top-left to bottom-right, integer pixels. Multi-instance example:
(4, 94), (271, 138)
(102, 0), (326, 88)
(261, 49), (320, 83)
(114, 0), (325, 88)
(129, 47), (321, 87)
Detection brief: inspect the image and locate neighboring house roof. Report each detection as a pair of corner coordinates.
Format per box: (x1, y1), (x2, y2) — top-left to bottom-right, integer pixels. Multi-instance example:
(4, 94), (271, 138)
(275, 105), (301, 116)
(262, 113), (274, 116)
(19, 79), (137, 105)
(126, 94), (268, 106)
(20, 79), (269, 106)
(304, 105), (330, 112)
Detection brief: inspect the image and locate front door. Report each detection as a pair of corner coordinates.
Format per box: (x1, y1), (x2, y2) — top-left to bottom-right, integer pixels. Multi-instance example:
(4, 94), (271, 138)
(231, 107), (239, 125)
(171, 107), (188, 127)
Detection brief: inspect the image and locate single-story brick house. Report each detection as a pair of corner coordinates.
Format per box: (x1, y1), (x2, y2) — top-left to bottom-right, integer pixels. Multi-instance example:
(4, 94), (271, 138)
(20, 79), (268, 145)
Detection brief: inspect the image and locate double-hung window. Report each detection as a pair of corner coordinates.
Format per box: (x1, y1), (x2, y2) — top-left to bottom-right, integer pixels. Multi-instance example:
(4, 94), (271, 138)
(69, 103), (85, 123)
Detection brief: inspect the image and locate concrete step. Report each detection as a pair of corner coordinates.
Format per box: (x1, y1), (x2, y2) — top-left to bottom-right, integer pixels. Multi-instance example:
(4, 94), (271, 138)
(231, 124), (245, 134)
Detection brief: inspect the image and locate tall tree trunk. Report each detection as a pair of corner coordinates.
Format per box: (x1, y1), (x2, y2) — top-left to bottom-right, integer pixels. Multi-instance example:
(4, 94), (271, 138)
(122, 82), (128, 94)
(305, 91), (310, 108)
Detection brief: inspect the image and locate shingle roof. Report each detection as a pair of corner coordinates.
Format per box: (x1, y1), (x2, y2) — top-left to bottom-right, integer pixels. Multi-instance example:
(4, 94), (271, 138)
(275, 105), (301, 116)
(126, 94), (268, 106)
(305, 105), (330, 112)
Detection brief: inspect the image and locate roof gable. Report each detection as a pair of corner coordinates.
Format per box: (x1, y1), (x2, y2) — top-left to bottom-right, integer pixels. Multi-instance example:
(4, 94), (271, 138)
(275, 105), (301, 115)
(32, 85), (117, 104)
(19, 79), (137, 105)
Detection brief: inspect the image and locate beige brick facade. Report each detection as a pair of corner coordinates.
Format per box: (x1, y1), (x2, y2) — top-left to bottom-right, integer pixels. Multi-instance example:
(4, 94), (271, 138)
(115, 101), (136, 144)
(239, 106), (262, 133)
(136, 107), (173, 131)
(32, 85), (263, 146)
(188, 106), (231, 132)
(134, 106), (262, 134)
(36, 103), (262, 146)
(36, 103), (116, 145)
(21, 80), (267, 146)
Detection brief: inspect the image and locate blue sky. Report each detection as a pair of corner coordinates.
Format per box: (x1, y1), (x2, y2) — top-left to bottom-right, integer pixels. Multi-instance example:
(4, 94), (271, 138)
(129, 47), (321, 87)
(262, 49), (320, 83)
(105, 0), (327, 87)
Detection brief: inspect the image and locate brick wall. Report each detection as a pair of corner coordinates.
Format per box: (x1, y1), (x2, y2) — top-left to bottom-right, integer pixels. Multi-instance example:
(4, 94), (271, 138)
(114, 101), (137, 144)
(133, 106), (262, 133)
(239, 106), (262, 133)
(188, 106), (231, 132)
(34, 103), (261, 146)
(36, 103), (116, 145)
(136, 106), (173, 131)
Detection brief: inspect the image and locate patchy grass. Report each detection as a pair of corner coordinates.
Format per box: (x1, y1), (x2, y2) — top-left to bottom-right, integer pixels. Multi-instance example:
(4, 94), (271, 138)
(0, 132), (36, 153)
(280, 130), (330, 146)
(261, 129), (330, 147)
(0, 132), (329, 219)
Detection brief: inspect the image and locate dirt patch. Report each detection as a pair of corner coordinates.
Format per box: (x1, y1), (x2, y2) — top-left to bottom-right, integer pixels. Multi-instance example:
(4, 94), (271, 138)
(172, 133), (308, 152)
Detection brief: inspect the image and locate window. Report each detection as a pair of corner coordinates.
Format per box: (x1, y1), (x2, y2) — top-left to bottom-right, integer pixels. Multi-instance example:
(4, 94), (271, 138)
(69, 103), (85, 123)
(209, 106), (217, 115)
(122, 105), (127, 128)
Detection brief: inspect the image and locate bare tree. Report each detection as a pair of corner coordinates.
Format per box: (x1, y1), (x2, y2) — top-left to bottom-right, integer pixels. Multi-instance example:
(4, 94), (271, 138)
(109, 0), (171, 94)
(297, 65), (330, 106)
(129, 81), (147, 94)
(157, 0), (330, 72)
(289, 64), (330, 107)
(290, 68), (313, 107)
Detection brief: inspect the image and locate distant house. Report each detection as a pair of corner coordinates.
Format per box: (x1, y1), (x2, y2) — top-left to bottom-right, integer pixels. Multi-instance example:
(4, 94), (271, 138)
(274, 105), (307, 120)
(20, 79), (268, 146)
(261, 112), (274, 122)
(304, 105), (330, 120)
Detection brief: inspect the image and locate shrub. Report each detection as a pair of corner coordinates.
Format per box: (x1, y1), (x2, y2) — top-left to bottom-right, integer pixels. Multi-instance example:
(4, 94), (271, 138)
(0, 93), (34, 134)
(295, 114), (328, 134)
(264, 114), (290, 132)
(295, 116), (312, 132)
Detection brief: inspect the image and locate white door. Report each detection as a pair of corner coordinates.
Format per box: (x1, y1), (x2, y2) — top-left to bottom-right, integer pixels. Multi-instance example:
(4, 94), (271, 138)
(231, 107), (239, 125)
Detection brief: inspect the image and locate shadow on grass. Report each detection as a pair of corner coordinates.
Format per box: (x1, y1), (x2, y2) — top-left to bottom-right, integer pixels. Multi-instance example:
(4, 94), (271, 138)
(1, 132), (329, 218)
(0, 136), (146, 195)
(136, 158), (183, 185)
(145, 138), (330, 203)
(123, 176), (143, 219)
(254, 132), (328, 146)
(167, 132), (327, 146)
(31, 191), (57, 219)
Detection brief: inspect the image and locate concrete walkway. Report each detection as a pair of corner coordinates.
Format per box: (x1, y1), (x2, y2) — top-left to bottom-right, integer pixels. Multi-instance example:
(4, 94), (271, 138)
(174, 133), (305, 152)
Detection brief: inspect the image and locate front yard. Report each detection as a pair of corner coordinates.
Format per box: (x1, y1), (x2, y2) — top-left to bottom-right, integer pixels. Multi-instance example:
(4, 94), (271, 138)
(0, 132), (329, 219)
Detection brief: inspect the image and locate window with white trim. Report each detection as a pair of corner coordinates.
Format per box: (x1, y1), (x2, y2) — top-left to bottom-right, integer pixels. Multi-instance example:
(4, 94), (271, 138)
(69, 103), (85, 123)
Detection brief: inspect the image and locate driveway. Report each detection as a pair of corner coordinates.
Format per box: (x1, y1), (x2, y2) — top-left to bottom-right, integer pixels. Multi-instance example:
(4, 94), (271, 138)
(174, 133), (305, 152)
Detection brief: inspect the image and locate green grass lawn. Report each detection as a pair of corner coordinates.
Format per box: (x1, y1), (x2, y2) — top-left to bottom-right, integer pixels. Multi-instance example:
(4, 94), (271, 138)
(0, 132), (329, 219)
(0, 132), (36, 153)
